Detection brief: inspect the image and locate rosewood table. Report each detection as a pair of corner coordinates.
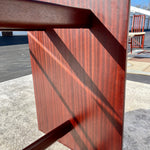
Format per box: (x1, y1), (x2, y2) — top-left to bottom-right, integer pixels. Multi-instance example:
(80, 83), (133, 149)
(0, 0), (130, 149)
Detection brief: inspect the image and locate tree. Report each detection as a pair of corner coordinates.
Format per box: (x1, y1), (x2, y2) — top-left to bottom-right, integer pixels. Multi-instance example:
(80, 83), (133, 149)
(135, 4), (142, 8)
(147, 1), (150, 10)
(135, 1), (150, 10)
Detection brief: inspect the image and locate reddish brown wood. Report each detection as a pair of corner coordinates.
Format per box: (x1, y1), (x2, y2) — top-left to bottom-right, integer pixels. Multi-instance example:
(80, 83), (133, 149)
(28, 0), (130, 150)
(0, 0), (91, 30)
(23, 120), (73, 150)
(129, 15), (146, 52)
(0, 0), (130, 149)
(131, 15), (145, 32)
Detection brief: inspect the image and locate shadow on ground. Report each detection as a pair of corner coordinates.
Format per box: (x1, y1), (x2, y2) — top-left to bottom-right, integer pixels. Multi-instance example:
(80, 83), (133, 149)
(123, 109), (150, 150)
(126, 73), (150, 84)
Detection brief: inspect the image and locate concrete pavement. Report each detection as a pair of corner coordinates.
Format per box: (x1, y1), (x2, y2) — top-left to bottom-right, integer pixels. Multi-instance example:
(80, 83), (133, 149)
(0, 75), (150, 150)
(0, 35), (150, 149)
(127, 46), (150, 83)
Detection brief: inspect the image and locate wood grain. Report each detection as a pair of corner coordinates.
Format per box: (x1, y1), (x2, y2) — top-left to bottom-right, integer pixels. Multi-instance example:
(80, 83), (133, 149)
(23, 120), (73, 150)
(27, 0), (130, 149)
(130, 15), (145, 52)
(0, 0), (91, 30)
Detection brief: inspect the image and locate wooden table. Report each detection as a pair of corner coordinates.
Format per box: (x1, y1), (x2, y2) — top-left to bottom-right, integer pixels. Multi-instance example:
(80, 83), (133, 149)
(0, 0), (130, 149)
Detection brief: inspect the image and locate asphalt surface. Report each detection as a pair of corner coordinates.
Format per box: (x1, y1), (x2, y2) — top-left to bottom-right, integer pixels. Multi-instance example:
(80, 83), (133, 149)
(0, 34), (150, 83)
(144, 30), (150, 50)
(126, 73), (150, 84)
(0, 36), (31, 82)
(0, 35), (28, 46)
